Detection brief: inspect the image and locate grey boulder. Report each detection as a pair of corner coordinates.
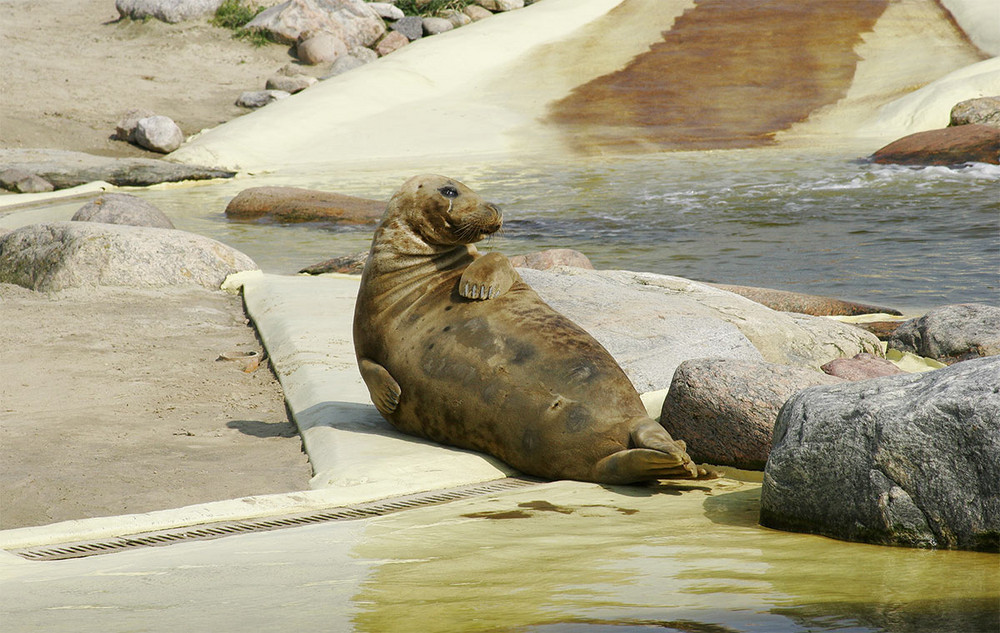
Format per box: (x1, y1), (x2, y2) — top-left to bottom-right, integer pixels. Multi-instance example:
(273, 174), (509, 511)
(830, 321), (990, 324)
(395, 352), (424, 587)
(0, 222), (257, 291)
(116, 0), (224, 23)
(72, 193), (175, 229)
(133, 115), (184, 154)
(246, 0), (385, 48)
(761, 356), (1000, 551)
(888, 303), (1000, 364)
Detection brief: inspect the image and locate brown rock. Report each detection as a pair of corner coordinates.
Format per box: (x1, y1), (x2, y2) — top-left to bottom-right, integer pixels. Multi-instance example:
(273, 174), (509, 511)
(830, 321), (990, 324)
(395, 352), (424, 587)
(871, 125), (1000, 166)
(299, 251), (368, 275)
(851, 320), (904, 340)
(509, 248), (594, 271)
(660, 357), (844, 470)
(821, 352), (903, 381)
(375, 30), (409, 56)
(224, 186), (384, 225)
(709, 283), (901, 316)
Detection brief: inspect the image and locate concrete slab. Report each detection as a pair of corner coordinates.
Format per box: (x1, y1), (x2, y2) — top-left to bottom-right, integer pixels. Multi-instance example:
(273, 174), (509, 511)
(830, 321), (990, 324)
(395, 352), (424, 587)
(234, 271), (514, 492)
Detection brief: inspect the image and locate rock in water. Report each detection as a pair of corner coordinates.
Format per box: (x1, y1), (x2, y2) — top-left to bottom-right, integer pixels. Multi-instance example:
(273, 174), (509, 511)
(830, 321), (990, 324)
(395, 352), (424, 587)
(870, 125), (1000, 166)
(72, 193), (175, 229)
(761, 356), (1000, 551)
(224, 186), (383, 224)
(0, 222), (257, 291)
(888, 303), (1000, 364)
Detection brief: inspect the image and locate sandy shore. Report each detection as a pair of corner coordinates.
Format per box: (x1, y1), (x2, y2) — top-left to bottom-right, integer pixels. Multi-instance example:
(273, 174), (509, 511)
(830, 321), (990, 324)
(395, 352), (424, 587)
(0, 0), (292, 158)
(0, 1), (316, 530)
(0, 283), (311, 530)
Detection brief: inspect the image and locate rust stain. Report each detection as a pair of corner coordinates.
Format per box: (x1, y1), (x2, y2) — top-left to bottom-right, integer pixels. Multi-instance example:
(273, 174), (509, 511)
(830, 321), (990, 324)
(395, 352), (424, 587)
(546, 0), (891, 152)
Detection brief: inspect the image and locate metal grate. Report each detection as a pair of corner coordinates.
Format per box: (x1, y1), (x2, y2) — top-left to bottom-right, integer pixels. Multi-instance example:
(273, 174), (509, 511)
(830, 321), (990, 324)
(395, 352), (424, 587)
(8, 477), (539, 562)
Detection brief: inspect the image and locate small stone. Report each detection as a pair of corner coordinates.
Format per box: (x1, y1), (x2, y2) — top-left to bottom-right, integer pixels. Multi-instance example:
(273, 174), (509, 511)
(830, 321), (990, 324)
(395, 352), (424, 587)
(367, 2), (404, 20)
(297, 32), (349, 65)
(72, 193), (175, 229)
(265, 74), (318, 94)
(821, 352), (904, 381)
(323, 54), (365, 78)
(949, 96), (1000, 128)
(422, 17), (454, 35)
(133, 115), (184, 153)
(477, 0), (523, 11)
(464, 5), (493, 20)
(350, 46), (378, 64)
(375, 30), (409, 56)
(391, 15), (423, 41)
(442, 9), (472, 28)
(115, 108), (156, 142)
(236, 90), (291, 108)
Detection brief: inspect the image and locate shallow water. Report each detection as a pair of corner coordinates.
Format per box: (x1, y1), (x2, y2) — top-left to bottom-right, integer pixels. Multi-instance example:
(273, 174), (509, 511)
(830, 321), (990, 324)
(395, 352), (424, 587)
(5, 146), (995, 313)
(143, 146), (998, 314)
(5, 480), (997, 632)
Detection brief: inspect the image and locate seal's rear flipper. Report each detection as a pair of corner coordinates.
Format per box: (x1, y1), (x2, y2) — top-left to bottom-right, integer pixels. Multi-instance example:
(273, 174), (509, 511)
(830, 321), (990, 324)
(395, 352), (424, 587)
(593, 448), (698, 484)
(359, 358), (401, 417)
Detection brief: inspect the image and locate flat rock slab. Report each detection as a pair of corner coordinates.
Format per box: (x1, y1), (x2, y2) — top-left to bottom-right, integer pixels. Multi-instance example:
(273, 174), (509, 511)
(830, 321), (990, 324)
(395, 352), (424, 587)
(870, 124), (1000, 165)
(225, 186), (384, 225)
(519, 267), (883, 391)
(0, 222), (258, 291)
(0, 149), (235, 191)
(762, 356), (1000, 551)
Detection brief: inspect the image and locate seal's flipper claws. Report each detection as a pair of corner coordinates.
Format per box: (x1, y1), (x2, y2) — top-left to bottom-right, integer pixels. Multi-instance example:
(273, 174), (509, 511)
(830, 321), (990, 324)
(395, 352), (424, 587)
(459, 252), (518, 300)
(359, 358), (402, 417)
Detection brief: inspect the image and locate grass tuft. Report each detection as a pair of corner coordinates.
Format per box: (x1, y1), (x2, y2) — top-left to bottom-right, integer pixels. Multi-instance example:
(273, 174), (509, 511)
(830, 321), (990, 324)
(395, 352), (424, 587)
(211, 0), (277, 47)
(395, 0), (477, 17)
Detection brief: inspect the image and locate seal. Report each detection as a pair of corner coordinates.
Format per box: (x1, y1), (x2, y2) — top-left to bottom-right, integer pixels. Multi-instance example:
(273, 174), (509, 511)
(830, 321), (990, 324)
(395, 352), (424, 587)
(353, 174), (709, 484)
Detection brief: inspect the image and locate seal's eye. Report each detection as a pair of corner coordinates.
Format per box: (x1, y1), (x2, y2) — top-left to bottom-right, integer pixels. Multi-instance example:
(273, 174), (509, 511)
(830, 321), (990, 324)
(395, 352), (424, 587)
(439, 186), (459, 199)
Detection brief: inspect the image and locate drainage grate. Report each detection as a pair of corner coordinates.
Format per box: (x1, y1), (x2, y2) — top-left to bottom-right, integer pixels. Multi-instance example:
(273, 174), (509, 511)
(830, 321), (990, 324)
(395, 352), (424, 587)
(9, 477), (539, 562)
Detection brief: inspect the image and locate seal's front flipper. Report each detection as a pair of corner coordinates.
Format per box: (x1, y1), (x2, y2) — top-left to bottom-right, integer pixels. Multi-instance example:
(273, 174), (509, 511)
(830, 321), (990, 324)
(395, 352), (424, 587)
(359, 358), (401, 416)
(459, 252), (518, 300)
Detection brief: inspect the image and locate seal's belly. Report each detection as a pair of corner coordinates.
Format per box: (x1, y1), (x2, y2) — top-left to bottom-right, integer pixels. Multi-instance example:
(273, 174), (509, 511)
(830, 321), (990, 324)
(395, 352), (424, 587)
(373, 280), (645, 478)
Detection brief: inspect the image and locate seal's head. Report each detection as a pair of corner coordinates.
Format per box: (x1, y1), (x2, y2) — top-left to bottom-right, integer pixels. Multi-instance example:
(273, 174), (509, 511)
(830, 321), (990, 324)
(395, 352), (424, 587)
(388, 174), (502, 246)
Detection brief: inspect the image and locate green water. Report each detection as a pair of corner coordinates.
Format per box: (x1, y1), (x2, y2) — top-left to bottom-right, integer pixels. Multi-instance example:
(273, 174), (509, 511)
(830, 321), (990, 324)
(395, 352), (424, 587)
(351, 481), (999, 633)
(4, 479), (996, 632)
